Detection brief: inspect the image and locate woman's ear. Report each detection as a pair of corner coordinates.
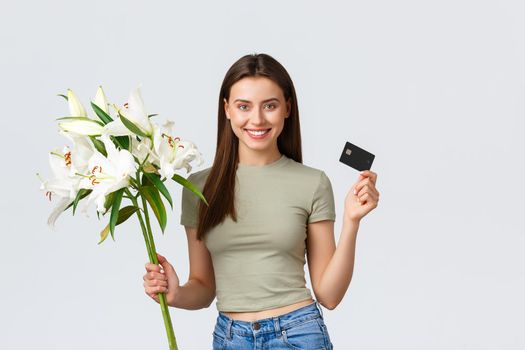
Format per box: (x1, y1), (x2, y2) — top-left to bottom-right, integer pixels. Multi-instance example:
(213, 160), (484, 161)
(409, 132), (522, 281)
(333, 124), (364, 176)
(286, 98), (291, 117)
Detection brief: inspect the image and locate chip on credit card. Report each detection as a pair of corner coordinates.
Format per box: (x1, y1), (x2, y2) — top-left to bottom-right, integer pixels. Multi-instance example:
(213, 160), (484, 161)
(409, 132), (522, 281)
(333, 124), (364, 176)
(339, 141), (375, 171)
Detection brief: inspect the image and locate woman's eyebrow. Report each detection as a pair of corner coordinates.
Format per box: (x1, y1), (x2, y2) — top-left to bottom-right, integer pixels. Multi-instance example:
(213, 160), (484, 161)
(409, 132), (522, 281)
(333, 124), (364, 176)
(233, 98), (279, 104)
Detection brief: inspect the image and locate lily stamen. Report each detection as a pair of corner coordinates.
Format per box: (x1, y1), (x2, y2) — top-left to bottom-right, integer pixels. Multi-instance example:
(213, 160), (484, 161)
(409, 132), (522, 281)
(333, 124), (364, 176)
(64, 151), (72, 167)
(89, 174), (100, 185)
(85, 166), (115, 186)
(91, 165), (103, 174)
(161, 133), (175, 148)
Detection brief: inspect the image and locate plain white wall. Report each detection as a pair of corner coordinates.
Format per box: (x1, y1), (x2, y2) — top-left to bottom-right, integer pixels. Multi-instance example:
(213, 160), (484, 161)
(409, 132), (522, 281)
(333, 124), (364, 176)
(1, 0), (524, 349)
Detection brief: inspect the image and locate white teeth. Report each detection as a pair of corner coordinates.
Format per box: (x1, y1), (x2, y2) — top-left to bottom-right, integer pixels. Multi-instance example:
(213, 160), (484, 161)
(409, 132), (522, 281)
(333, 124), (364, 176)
(246, 129), (270, 136)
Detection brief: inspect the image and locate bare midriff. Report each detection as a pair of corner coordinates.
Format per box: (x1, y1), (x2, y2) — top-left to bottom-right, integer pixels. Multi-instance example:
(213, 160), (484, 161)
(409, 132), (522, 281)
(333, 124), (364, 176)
(221, 298), (315, 322)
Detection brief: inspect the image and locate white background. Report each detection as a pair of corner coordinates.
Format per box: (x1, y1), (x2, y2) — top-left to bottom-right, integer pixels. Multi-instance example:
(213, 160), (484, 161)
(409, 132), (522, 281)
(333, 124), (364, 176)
(1, 1), (524, 349)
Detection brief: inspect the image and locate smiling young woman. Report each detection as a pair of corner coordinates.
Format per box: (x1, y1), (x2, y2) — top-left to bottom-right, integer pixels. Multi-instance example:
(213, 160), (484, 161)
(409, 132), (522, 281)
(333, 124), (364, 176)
(143, 53), (380, 349)
(224, 75), (290, 166)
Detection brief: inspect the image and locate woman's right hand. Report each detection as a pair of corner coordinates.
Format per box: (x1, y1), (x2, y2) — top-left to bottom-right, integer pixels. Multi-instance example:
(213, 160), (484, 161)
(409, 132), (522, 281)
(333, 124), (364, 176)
(143, 253), (180, 306)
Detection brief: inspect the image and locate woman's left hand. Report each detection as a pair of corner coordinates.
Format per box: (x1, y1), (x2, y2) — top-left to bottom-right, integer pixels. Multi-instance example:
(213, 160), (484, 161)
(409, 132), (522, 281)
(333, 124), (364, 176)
(344, 170), (380, 223)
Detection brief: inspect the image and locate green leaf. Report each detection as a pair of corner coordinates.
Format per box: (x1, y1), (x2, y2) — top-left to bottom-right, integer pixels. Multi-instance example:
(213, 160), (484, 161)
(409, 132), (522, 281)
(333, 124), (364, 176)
(90, 102), (113, 125)
(141, 172), (153, 186)
(118, 111), (149, 137)
(65, 189), (91, 212)
(55, 116), (105, 126)
(148, 114), (158, 118)
(115, 136), (130, 150)
(140, 185), (167, 233)
(72, 189), (92, 215)
(98, 205), (139, 244)
(89, 136), (107, 156)
(103, 191), (115, 215)
(109, 188), (125, 240)
(144, 172), (173, 209)
(57, 94), (68, 101)
(172, 173), (209, 206)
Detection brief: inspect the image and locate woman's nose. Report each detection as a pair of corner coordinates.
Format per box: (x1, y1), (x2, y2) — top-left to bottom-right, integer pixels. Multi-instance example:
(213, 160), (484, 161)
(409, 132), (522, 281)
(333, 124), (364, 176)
(250, 107), (265, 124)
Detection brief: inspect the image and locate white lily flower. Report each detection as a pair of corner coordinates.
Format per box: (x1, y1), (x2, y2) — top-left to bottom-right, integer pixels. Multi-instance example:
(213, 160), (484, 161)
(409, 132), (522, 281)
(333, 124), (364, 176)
(59, 87), (112, 136)
(41, 146), (80, 198)
(93, 85), (109, 114)
(67, 89), (87, 117)
(79, 134), (137, 213)
(58, 130), (95, 176)
(58, 119), (105, 136)
(39, 146), (82, 228)
(103, 86), (154, 137)
(149, 120), (204, 180)
(130, 135), (153, 164)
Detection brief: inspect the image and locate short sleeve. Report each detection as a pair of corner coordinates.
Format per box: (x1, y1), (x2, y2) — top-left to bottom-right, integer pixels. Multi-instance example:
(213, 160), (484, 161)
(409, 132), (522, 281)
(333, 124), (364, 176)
(180, 173), (200, 228)
(308, 171), (336, 223)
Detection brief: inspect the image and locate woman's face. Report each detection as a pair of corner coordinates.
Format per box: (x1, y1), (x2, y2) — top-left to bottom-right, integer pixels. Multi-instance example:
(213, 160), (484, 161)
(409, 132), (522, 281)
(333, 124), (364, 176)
(224, 76), (291, 155)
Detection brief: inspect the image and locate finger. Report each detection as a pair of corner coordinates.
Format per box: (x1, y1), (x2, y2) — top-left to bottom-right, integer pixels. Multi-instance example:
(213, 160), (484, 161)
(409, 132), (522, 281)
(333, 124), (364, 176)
(149, 284), (169, 294)
(358, 192), (377, 203)
(144, 271), (167, 281)
(357, 183), (380, 199)
(146, 289), (160, 303)
(358, 170), (377, 185)
(157, 254), (175, 275)
(156, 253), (166, 264)
(146, 279), (168, 288)
(145, 282), (169, 295)
(145, 262), (161, 272)
(151, 271), (167, 280)
(354, 178), (373, 196)
(358, 192), (379, 206)
(357, 192), (369, 204)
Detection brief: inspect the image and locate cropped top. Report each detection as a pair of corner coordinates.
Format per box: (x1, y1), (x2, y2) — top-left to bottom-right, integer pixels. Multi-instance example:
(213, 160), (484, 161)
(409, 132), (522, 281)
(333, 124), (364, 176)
(179, 154), (336, 312)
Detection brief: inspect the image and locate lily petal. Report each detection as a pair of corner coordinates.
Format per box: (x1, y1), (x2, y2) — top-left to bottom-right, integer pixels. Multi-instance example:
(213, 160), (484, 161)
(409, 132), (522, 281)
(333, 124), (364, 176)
(47, 197), (74, 230)
(118, 86), (153, 136)
(93, 86), (109, 114)
(103, 119), (135, 137)
(67, 89), (87, 117)
(59, 120), (104, 136)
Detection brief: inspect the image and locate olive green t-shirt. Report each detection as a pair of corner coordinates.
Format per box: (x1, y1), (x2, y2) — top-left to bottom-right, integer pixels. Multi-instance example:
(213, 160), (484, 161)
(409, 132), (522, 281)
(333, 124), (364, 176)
(180, 154), (336, 312)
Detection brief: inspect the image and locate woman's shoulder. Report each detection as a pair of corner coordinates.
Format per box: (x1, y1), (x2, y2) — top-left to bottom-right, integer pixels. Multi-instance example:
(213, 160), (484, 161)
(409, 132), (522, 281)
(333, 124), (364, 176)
(285, 156), (329, 179)
(185, 166), (212, 187)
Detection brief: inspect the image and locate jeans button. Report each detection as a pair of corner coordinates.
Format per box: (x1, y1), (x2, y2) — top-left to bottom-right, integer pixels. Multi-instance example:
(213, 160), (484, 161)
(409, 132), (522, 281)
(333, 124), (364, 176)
(252, 322), (261, 330)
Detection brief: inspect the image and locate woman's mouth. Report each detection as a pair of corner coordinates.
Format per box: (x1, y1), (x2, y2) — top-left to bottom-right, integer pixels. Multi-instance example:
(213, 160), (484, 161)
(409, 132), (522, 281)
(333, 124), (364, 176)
(244, 128), (271, 139)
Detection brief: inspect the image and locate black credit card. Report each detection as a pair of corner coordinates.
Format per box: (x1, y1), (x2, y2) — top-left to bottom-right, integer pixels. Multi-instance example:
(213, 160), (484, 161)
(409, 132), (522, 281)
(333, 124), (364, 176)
(339, 141), (375, 171)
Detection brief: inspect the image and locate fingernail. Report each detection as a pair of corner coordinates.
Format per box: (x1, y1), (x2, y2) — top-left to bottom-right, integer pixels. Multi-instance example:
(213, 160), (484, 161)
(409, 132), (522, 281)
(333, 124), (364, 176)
(353, 189), (357, 195)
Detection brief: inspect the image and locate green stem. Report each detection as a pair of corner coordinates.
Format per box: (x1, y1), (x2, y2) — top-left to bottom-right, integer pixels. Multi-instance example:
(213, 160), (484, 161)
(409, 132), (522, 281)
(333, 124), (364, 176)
(140, 193), (178, 350)
(128, 186), (177, 350)
(129, 192), (154, 263)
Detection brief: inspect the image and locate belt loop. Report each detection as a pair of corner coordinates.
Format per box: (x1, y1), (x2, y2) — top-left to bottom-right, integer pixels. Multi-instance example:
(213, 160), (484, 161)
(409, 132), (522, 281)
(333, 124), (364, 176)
(226, 318), (233, 340)
(315, 300), (324, 319)
(273, 316), (281, 337)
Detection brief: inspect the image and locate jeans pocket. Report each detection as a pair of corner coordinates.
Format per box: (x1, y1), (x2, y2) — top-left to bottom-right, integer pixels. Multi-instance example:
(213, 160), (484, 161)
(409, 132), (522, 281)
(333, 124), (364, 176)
(212, 331), (226, 350)
(315, 317), (333, 350)
(280, 317), (327, 350)
(212, 327), (227, 350)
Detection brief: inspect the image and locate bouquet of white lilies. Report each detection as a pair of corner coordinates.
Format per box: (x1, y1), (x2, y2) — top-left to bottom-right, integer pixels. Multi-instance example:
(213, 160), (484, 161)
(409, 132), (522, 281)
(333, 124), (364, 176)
(38, 85), (208, 350)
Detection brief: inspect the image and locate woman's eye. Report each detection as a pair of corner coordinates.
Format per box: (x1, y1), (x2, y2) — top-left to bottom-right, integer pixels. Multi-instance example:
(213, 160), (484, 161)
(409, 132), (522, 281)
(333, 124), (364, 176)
(265, 104), (276, 110)
(238, 105), (248, 110)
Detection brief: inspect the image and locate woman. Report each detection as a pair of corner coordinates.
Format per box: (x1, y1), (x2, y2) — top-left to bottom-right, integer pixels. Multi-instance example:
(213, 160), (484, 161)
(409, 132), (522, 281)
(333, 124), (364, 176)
(143, 53), (380, 349)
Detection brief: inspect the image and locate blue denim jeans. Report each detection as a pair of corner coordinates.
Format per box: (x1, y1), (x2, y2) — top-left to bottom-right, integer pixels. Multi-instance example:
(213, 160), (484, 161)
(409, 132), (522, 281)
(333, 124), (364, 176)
(212, 300), (334, 349)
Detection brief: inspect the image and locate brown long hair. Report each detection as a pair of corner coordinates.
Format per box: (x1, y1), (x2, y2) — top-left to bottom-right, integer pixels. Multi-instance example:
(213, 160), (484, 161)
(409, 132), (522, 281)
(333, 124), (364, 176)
(196, 53), (303, 241)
